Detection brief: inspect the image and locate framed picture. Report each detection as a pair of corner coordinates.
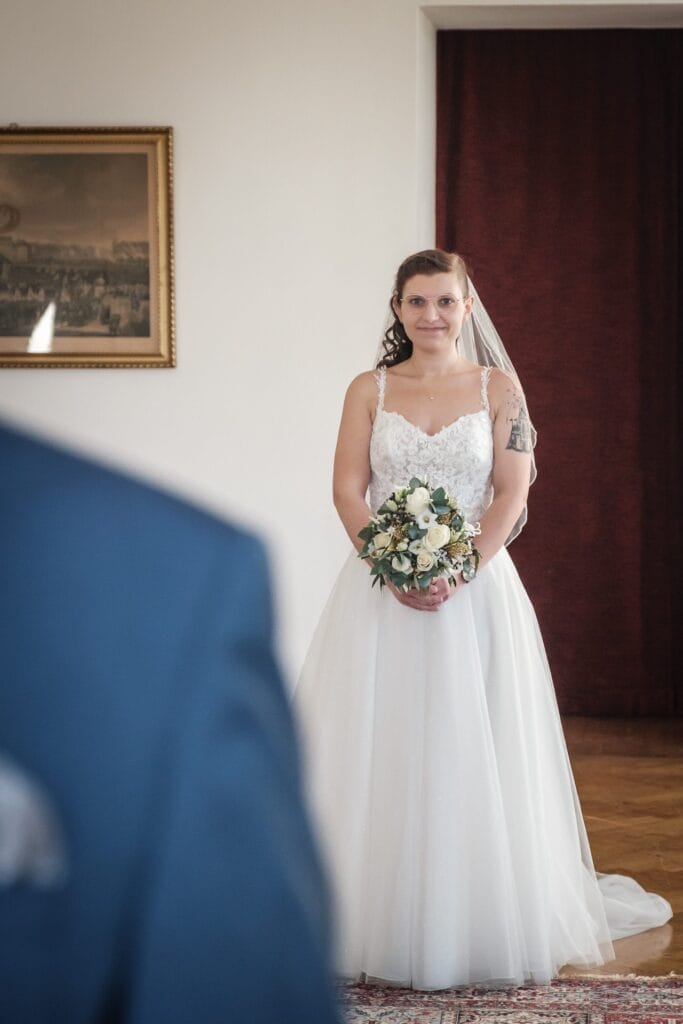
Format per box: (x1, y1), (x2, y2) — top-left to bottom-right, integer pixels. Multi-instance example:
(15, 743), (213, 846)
(0, 126), (174, 368)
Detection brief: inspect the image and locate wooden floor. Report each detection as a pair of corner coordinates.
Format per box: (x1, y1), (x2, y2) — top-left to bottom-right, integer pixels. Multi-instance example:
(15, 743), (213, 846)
(559, 716), (682, 978)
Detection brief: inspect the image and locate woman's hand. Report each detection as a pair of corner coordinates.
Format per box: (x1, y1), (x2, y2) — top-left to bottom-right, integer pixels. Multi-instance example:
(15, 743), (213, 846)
(387, 574), (457, 612)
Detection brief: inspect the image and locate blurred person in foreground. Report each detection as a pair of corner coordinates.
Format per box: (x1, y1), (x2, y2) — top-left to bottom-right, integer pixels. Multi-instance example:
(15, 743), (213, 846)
(0, 421), (341, 1024)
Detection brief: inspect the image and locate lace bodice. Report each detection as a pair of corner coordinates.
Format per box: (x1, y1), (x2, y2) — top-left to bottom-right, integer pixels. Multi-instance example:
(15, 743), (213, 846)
(368, 366), (494, 523)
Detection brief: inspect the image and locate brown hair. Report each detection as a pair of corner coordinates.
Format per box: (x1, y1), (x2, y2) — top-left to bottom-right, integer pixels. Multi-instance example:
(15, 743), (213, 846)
(376, 249), (470, 368)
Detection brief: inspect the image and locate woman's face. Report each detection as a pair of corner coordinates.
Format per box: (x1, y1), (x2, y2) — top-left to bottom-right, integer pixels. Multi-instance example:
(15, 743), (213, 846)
(393, 271), (473, 352)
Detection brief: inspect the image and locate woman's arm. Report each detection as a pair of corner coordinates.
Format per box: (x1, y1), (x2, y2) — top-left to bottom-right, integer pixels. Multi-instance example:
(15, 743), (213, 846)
(474, 368), (534, 569)
(332, 372), (376, 552)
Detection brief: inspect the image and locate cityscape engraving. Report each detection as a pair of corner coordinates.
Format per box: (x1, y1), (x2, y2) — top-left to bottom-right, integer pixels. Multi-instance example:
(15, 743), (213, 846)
(0, 152), (151, 340)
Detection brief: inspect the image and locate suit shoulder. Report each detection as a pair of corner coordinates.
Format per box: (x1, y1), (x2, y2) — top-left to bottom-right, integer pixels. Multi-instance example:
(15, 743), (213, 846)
(0, 421), (264, 562)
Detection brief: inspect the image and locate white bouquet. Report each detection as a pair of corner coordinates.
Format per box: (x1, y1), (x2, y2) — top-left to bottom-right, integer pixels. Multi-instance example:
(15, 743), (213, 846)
(358, 477), (481, 592)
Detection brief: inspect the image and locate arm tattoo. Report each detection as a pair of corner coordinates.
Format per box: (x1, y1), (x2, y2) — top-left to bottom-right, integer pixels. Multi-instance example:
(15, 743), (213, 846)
(504, 387), (533, 453)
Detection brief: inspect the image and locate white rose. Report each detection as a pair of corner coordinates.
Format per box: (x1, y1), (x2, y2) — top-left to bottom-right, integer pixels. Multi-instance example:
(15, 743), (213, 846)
(408, 539), (424, 554)
(415, 547), (436, 572)
(391, 554), (412, 574)
(405, 486), (431, 517)
(424, 523), (451, 551)
(372, 531), (392, 553)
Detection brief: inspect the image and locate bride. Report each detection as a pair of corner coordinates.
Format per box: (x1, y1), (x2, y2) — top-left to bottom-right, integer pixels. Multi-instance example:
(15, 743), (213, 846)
(293, 249), (672, 990)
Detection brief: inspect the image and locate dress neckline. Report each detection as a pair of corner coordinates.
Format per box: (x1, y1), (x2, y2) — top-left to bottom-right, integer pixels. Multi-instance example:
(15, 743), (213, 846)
(374, 365), (492, 439)
(377, 407), (490, 440)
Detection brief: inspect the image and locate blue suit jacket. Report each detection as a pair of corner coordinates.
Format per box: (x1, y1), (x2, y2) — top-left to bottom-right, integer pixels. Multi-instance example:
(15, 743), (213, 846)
(0, 424), (341, 1024)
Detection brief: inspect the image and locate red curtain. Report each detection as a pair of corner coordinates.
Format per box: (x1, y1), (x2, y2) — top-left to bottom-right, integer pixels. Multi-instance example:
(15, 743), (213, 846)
(437, 29), (681, 716)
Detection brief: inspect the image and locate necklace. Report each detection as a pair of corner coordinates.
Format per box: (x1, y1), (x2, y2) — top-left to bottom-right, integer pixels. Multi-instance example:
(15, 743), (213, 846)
(418, 379), (440, 402)
(418, 365), (461, 402)
(401, 362), (464, 401)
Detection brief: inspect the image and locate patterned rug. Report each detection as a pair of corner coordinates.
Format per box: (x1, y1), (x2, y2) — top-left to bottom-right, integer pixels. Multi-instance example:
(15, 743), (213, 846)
(339, 975), (683, 1024)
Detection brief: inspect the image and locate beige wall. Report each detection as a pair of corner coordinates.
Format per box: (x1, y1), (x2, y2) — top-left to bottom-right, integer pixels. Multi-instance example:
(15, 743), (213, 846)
(1, 0), (680, 680)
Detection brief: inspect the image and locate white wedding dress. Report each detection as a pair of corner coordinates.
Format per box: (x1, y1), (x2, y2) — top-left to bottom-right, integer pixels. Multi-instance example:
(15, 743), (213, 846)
(293, 366), (672, 990)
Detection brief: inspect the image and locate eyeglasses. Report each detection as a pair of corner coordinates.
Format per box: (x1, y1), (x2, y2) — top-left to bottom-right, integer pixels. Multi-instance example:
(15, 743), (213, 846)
(400, 295), (464, 311)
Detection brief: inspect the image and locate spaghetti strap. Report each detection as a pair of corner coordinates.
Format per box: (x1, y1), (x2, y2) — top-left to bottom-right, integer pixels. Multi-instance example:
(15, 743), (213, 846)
(373, 366), (386, 414)
(480, 366), (493, 414)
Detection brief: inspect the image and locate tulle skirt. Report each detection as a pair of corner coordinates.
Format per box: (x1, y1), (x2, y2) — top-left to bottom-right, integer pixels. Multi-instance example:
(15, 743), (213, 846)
(293, 548), (672, 990)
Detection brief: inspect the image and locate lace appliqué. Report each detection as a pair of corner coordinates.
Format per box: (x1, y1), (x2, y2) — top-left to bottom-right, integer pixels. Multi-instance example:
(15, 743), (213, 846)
(480, 366), (492, 412)
(368, 368), (494, 521)
(373, 367), (386, 414)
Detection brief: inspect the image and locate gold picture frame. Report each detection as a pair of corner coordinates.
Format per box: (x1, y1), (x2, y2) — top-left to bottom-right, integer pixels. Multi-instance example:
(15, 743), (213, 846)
(0, 126), (175, 368)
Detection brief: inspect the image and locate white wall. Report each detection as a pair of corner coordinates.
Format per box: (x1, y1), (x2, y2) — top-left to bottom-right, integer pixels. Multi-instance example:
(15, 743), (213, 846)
(0, 0), (434, 679)
(1, 0), (681, 681)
